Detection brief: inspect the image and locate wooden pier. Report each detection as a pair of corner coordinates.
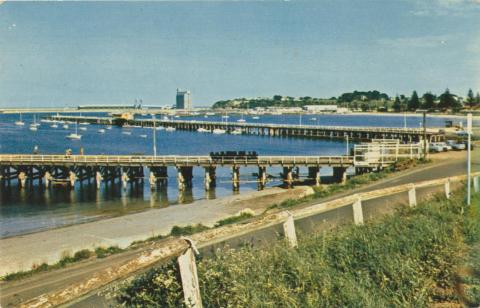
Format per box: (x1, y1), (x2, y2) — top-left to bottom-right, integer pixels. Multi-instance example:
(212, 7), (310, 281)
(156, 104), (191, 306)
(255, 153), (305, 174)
(44, 115), (445, 142)
(0, 154), (356, 191)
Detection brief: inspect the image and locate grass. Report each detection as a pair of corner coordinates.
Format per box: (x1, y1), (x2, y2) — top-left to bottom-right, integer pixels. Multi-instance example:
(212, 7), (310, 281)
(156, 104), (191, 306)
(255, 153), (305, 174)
(214, 210), (254, 227)
(117, 189), (480, 307)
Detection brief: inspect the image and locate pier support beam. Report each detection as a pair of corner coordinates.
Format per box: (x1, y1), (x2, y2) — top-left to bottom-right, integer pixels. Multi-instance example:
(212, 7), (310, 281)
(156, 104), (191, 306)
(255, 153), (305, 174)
(232, 166), (240, 191)
(95, 171), (103, 189)
(69, 171), (77, 189)
(308, 167), (321, 186)
(121, 172), (129, 190)
(283, 167), (293, 188)
(149, 172), (157, 190)
(293, 167), (300, 180)
(177, 167), (193, 191)
(258, 166), (267, 189)
(150, 167), (168, 187)
(333, 167), (347, 184)
(44, 171), (52, 188)
(18, 171), (26, 188)
(204, 167), (216, 191)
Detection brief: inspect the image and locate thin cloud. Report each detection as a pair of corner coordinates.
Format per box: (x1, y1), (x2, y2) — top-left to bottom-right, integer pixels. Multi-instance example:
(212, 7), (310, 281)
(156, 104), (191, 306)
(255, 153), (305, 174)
(377, 35), (450, 48)
(409, 0), (480, 16)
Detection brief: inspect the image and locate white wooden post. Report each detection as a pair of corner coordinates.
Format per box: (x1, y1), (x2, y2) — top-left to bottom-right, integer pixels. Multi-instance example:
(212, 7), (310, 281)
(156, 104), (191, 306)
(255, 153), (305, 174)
(408, 184), (417, 207)
(283, 212), (298, 248)
(445, 179), (451, 199)
(352, 197), (364, 225)
(178, 238), (202, 308)
(474, 176), (479, 193)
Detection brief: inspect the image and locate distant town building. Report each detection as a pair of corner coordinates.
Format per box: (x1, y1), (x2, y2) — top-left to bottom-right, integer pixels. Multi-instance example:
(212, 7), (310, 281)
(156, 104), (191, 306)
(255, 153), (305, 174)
(303, 105), (338, 112)
(77, 104), (140, 110)
(176, 89), (192, 110)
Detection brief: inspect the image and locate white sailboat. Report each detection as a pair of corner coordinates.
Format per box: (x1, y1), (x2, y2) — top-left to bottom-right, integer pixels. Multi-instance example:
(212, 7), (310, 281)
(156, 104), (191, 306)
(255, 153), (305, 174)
(252, 116), (260, 120)
(79, 127), (87, 131)
(106, 126), (113, 130)
(165, 127), (176, 132)
(231, 129), (242, 135)
(140, 134), (147, 138)
(197, 127), (209, 133)
(50, 123), (58, 128)
(66, 122), (82, 140)
(98, 129), (106, 133)
(237, 113), (246, 123)
(212, 128), (226, 134)
(63, 124), (69, 129)
(15, 113), (25, 126)
(29, 115), (39, 131)
(122, 131), (132, 135)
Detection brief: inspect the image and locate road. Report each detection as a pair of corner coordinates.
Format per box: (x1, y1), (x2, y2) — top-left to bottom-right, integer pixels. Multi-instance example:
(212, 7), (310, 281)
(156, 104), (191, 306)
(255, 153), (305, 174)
(0, 149), (477, 307)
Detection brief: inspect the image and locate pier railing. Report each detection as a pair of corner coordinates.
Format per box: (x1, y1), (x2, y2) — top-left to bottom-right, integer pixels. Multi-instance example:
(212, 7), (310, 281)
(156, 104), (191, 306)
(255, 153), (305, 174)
(0, 154), (354, 167)
(19, 171), (480, 307)
(46, 115), (442, 134)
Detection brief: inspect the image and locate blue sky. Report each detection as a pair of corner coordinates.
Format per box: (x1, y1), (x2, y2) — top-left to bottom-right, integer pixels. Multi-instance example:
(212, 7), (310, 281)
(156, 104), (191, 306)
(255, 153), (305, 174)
(0, 0), (479, 107)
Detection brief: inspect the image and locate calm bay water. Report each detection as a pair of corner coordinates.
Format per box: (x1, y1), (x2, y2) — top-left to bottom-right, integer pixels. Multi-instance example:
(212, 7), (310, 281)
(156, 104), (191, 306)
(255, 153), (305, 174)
(0, 112), (469, 237)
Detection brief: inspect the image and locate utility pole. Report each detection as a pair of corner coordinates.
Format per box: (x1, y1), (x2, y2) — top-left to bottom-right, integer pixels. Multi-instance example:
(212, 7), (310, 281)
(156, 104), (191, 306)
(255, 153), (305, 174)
(423, 111), (427, 159)
(467, 113), (472, 206)
(346, 135), (349, 156)
(152, 113), (157, 157)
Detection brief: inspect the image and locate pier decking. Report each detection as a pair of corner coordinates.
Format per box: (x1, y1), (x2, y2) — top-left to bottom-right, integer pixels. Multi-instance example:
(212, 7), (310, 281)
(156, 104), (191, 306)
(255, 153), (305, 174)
(0, 154), (355, 191)
(44, 115), (445, 142)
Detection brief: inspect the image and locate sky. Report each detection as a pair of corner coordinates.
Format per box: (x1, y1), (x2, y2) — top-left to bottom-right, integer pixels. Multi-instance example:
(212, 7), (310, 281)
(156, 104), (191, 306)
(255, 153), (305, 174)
(0, 0), (479, 108)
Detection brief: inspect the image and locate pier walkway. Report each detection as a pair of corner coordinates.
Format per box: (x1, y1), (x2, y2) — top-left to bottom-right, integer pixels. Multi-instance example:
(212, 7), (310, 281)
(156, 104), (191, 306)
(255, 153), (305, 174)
(0, 154), (355, 190)
(45, 115), (445, 142)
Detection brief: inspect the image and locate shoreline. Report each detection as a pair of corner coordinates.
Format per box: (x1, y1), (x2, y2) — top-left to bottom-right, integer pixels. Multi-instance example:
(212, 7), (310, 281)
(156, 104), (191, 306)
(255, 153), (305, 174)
(0, 185), (313, 276)
(346, 112), (477, 119)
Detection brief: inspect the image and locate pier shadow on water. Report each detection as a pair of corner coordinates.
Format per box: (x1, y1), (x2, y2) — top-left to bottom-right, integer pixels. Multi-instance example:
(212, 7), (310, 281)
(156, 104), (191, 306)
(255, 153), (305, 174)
(0, 182), (191, 238)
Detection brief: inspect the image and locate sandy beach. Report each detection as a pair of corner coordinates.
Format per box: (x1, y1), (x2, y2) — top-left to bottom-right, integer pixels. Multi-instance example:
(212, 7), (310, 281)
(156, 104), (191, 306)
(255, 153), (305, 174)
(0, 185), (313, 276)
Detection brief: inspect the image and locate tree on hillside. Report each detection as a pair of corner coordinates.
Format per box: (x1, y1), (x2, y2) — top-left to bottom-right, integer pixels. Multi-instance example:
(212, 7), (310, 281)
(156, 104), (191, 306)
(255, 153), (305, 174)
(408, 91), (420, 111)
(393, 96), (402, 112)
(467, 89), (475, 108)
(477, 92), (480, 106)
(422, 92), (436, 110)
(273, 95), (282, 101)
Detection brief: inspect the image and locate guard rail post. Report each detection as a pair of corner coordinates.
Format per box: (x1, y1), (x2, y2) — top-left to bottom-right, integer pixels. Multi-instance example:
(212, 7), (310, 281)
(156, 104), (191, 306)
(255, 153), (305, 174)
(352, 196), (364, 225)
(445, 179), (451, 199)
(283, 211), (298, 248)
(178, 238), (202, 308)
(408, 184), (417, 207)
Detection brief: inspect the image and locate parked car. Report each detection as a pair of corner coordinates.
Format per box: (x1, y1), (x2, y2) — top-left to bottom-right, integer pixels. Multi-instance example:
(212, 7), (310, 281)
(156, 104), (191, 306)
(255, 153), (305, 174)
(429, 143), (445, 153)
(430, 142), (450, 152)
(446, 140), (466, 150)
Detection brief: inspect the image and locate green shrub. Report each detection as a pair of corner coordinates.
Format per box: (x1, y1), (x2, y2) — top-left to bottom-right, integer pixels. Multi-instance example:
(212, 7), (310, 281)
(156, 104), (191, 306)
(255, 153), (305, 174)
(73, 249), (93, 261)
(215, 212), (254, 227)
(95, 246), (124, 259)
(170, 224), (210, 237)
